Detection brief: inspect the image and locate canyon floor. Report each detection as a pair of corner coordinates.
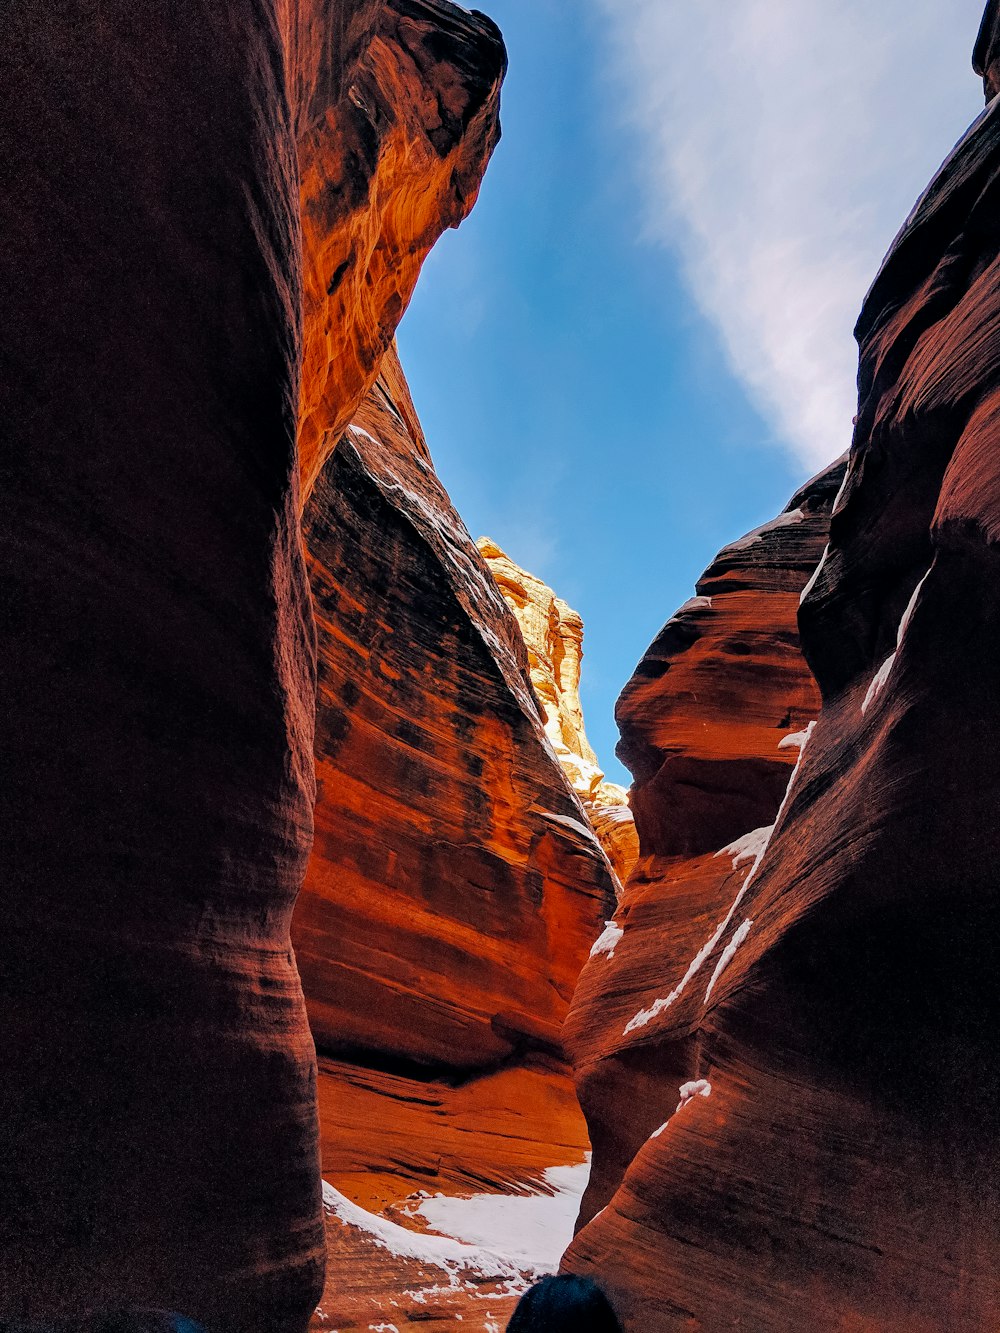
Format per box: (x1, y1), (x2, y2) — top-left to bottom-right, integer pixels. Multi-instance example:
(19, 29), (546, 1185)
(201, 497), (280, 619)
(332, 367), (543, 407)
(310, 1060), (589, 1329)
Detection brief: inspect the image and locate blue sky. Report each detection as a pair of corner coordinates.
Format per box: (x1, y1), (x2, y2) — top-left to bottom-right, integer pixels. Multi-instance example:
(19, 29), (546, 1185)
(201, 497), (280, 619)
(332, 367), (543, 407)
(397, 0), (986, 785)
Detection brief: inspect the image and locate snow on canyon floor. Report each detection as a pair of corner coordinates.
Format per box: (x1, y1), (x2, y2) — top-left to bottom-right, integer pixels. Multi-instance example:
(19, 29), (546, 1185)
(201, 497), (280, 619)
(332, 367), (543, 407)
(309, 1059), (591, 1330)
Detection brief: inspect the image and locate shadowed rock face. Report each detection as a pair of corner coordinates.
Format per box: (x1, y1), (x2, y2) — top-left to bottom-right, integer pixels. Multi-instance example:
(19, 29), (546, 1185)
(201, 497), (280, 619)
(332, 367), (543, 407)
(563, 460), (843, 1239)
(975, 0), (1000, 99)
(564, 8), (1000, 1328)
(294, 349), (617, 1072)
(0, 2), (503, 1327)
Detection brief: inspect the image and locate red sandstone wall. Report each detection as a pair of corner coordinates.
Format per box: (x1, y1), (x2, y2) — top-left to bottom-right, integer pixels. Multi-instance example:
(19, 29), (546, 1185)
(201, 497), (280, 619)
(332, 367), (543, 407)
(294, 349), (617, 1072)
(563, 10), (1000, 1326)
(0, 2), (506, 1326)
(564, 461), (843, 1236)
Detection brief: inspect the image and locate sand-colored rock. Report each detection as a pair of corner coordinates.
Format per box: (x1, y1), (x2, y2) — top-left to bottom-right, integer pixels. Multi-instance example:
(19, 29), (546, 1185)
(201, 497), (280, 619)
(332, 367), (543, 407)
(0, 1), (504, 1327)
(478, 540), (639, 885)
(293, 359), (617, 1073)
(563, 8), (1000, 1327)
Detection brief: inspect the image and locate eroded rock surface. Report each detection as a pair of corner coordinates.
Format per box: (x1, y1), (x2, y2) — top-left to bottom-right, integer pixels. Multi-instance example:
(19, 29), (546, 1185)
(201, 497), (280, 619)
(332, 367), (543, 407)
(0, 2), (504, 1327)
(294, 353), (616, 1331)
(297, 0), (505, 501)
(478, 540), (639, 885)
(564, 460), (843, 1240)
(293, 357), (617, 1072)
(615, 465), (844, 862)
(564, 10), (1000, 1327)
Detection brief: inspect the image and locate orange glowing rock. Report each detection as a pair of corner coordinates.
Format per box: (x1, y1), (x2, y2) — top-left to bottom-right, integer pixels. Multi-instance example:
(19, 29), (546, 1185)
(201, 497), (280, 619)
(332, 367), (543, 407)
(294, 348), (617, 1072)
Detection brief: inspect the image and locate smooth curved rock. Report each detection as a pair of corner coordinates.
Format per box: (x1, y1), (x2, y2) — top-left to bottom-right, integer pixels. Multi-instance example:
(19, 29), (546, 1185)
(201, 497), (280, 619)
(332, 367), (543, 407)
(0, 1), (504, 1326)
(564, 8), (1000, 1327)
(616, 465), (844, 861)
(293, 353), (617, 1072)
(297, 0), (505, 501)
(564, 461), (843, 1235)
(975, 0), (1000, 99)
(478, 539), (639, 884)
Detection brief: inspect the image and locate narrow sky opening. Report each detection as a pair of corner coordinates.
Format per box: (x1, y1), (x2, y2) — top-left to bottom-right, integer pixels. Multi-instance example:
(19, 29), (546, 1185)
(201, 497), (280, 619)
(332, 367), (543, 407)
(397, 0), (984, 787)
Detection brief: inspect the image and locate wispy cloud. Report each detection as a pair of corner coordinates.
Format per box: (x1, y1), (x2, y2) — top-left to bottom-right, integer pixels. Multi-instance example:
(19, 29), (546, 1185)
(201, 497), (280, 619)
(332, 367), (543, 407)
(594, 1), (986, 470)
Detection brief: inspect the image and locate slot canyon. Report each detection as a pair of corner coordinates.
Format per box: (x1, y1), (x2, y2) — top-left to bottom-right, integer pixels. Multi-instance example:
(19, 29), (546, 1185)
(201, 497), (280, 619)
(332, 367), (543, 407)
(3, 1), (1000, 1330)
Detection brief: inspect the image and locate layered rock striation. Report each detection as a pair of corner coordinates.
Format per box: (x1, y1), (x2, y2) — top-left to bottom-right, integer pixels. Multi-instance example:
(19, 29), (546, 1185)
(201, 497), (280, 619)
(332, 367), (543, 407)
(294, 358), (617, 1073)
(563, 459), (844, 1241)
(478, 539), (639, 885)
(297, 0), (505, 501)
(563, 9), (1000, 1327)
(0, 2), (505, 1328)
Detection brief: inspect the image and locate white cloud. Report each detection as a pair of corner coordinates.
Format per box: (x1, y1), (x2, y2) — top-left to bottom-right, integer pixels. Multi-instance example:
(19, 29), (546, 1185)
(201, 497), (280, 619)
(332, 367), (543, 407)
(595, 1), (987, 470)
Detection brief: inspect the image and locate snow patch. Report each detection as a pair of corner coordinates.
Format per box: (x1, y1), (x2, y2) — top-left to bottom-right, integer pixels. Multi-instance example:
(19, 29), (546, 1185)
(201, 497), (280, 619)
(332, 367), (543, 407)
(705, 918), (753, 1001)
(590, 921), (624, 960)
(727, 531), (763, 552)
(626, 719), (815, 1035)
(861, 652), (896, 714)
(799, 543), (829, 606)
(623, 912), (734, 1032)
(408, 1160), (590, 1274)
(539, 810), (595, 842)
(651, 1080), (714, 1138)
(861, 569), (930, 715)
(676, 1079), (713, 1113)
(322, 1182), (539, 1286)
(716, 825), (774, 869)
(348, 424), (380, 447)
(778, 721), (815, 752)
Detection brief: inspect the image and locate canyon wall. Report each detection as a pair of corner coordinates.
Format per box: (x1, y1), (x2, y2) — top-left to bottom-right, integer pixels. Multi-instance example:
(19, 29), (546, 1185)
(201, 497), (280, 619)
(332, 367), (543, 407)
(478, 539), (639, 885)
(294, 355), (616, 1074)
(0, 2), (509, 1328)
(564, 458), (843, 1240)
(563, 11), (1000, 1328)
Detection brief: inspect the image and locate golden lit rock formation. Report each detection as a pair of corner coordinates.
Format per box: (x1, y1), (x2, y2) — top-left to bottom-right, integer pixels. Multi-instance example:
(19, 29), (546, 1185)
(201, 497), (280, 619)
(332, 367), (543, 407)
(478, 538), (639, 885)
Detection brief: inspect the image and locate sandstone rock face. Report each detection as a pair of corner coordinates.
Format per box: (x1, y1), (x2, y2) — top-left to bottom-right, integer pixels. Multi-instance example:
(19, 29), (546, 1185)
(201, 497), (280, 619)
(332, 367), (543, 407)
(293, 357), (617, 1072)
(297, 0), (505, 502)
(0, 2), (503, 1327)
(477, 540), (639, 885)
(975, 0), (1000, 99)
(564, 12), (1000, 1327)
(615, 464), (845, 863)
(563, 459), (843, 1240)
(310, 1056), (590, 1330)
